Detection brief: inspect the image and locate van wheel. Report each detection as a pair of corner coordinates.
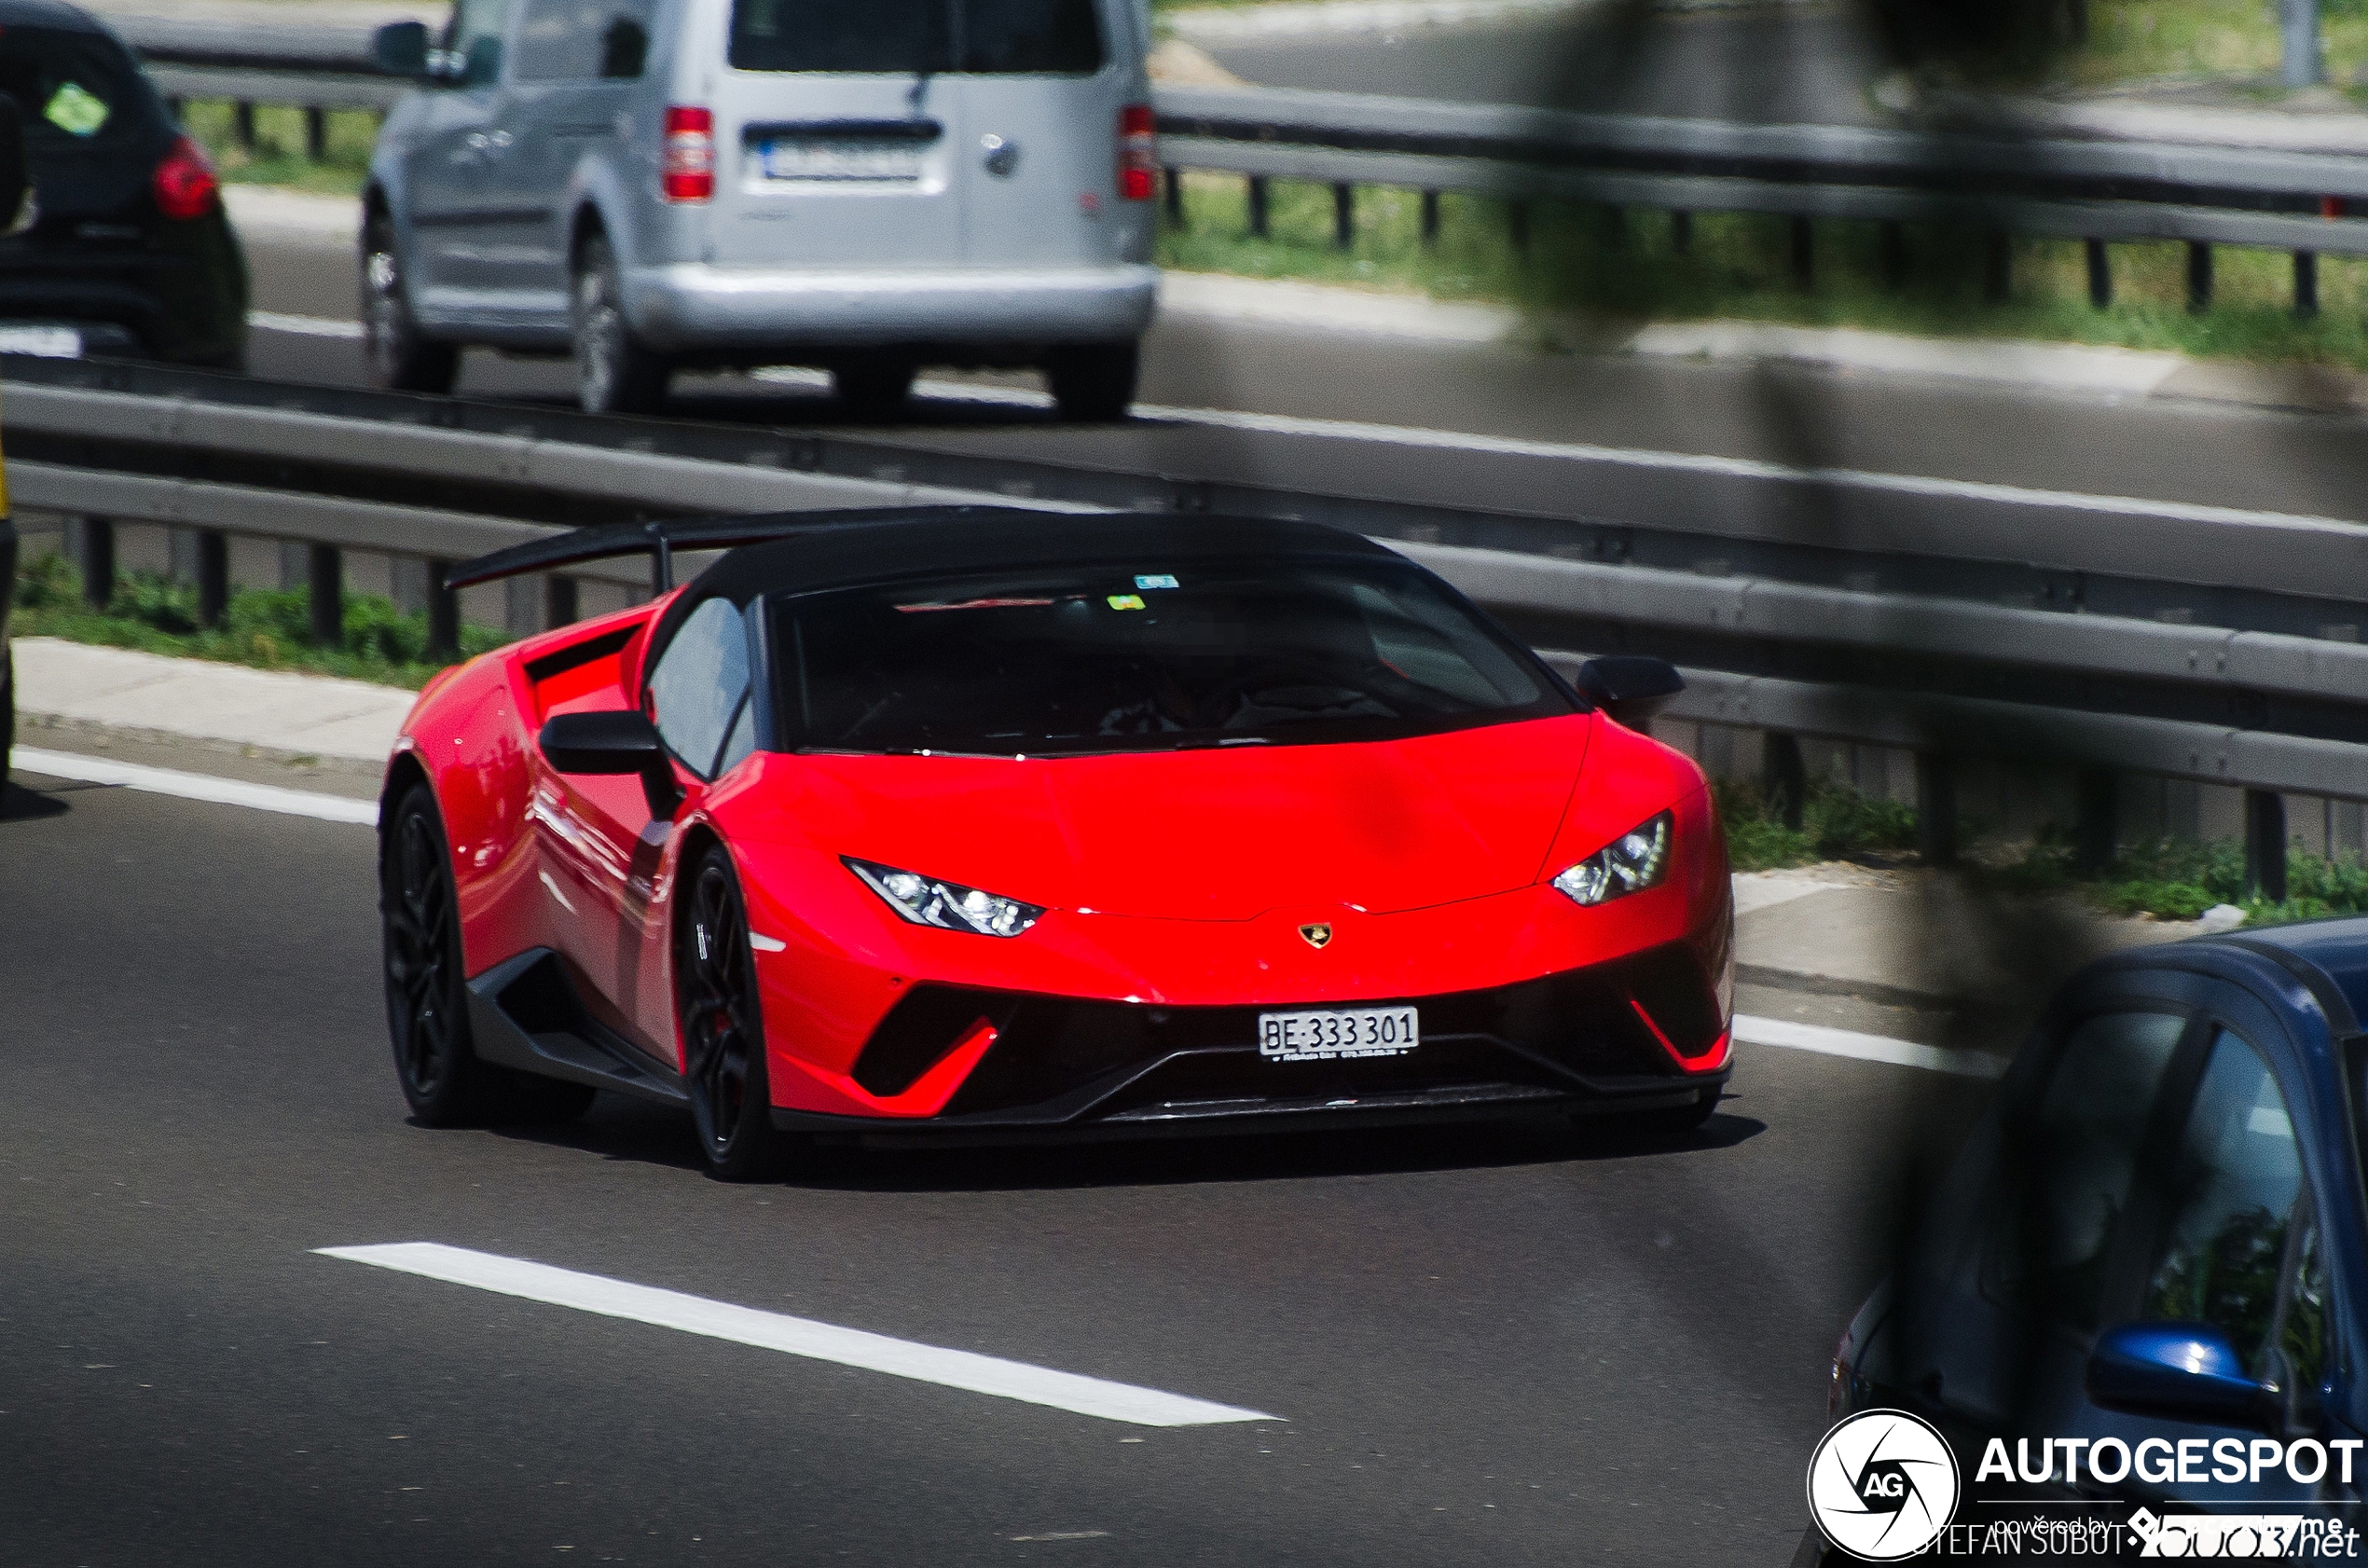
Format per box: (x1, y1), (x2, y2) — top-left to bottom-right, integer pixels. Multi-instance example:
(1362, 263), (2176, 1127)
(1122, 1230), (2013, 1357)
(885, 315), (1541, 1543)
(572, 235), (668, 416)
(1047, 342), (1138, 421)
(361, 214), (457, 394)
(833, 360), (916, 418)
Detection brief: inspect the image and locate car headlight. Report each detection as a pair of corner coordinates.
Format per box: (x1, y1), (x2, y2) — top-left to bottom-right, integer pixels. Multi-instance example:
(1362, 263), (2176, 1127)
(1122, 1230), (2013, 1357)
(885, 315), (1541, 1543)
(1550, 811), (1673, 907)
(844, 858), (1045, 938)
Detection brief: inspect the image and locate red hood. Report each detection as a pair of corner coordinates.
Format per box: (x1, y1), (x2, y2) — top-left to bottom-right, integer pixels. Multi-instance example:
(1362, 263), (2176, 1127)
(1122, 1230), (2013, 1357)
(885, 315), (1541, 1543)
(733, 715), (1596, 921)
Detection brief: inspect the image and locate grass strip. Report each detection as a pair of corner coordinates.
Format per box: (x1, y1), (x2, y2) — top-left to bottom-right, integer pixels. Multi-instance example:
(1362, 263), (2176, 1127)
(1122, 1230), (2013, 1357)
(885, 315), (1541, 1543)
(12, 552), (503, 691)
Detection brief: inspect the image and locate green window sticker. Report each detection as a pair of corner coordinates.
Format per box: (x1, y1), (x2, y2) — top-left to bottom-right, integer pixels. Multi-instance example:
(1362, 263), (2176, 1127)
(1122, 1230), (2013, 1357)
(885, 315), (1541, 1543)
(44, 81), (110, 137)
(1106, 594), (1146, 611)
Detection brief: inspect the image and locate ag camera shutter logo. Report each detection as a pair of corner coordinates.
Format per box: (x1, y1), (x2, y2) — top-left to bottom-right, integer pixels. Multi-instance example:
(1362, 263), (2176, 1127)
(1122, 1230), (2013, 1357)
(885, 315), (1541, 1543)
(1807, 1408), (1961, 1561)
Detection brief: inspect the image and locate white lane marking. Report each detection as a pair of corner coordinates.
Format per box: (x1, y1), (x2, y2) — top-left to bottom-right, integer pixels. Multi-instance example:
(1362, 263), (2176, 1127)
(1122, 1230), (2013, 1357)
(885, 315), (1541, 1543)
(249, 309), (365, 339)
(12, 747), (378, 826)
(315, 1242), (1280, 1427)
(247, 311), (2359, 535)
(1733, 1013), (2006, 1080)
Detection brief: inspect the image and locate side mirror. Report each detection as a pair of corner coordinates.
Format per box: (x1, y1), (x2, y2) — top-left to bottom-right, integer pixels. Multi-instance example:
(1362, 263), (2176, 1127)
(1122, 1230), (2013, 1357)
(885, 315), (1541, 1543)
(540, 709), (681, 820)
(0, 94), (31, 238)
(2086, 1321), (2281, 1431)
(372, 20), (434, 77)
(1576, 655), (1685, 729)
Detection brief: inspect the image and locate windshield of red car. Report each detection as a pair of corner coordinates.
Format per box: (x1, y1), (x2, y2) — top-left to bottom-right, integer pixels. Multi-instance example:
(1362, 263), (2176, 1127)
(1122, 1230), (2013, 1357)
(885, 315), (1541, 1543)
(770, 556), (1573, 756)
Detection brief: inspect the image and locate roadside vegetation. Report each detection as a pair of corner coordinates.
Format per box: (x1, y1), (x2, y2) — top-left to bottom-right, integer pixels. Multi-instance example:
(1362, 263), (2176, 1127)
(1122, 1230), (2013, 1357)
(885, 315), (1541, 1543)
(11, 552), (501, 690)
(1158, 172), (2368, 370)
(1962, 0), (2368, 91)
(1714, 775), (2368, 928)
(182, 101), (378, 199)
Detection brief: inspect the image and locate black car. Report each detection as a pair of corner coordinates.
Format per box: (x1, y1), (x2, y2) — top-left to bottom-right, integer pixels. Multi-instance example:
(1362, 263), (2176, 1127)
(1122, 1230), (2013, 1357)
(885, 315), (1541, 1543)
(0, 0), (245, 366)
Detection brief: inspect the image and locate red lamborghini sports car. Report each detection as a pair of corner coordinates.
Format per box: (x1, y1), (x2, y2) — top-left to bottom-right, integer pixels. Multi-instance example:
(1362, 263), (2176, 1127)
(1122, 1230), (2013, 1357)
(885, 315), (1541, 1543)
(379, 508), (1734, 1179)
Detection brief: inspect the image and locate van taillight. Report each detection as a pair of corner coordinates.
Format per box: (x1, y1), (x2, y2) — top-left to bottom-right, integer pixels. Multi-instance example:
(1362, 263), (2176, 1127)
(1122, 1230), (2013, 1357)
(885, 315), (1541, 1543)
(153, 136), (218, 221)
(662, 106), (715, 203)
(1117, 103), (1155, 201)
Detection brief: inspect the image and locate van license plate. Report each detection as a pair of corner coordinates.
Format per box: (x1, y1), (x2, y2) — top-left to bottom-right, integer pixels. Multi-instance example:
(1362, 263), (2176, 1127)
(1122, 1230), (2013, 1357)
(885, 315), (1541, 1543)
(759, 139), (923, 182)
(1257, 1006), (1419, 1062)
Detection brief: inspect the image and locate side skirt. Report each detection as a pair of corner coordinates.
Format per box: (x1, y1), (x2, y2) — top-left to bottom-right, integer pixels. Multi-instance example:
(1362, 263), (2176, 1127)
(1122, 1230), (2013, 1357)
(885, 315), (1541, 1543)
(466, 947), (689, 1107)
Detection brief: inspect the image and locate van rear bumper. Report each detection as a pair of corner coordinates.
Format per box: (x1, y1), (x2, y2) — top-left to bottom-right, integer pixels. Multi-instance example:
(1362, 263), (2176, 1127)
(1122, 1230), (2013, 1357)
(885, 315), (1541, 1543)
(625, 263), (1159, 355)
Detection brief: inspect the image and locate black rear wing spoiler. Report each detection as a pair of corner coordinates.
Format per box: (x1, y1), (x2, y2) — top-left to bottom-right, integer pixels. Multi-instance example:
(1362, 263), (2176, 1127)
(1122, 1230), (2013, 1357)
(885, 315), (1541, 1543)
(443, 506), (1018, 596)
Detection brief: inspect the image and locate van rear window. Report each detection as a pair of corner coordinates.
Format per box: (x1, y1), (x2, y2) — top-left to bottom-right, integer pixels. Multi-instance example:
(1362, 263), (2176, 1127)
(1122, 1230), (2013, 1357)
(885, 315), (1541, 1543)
(729, 0), (1103, 76)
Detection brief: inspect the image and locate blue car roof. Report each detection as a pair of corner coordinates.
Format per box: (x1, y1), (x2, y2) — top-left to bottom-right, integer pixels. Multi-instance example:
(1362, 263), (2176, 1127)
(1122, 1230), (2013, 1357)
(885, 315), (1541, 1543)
(2237, 915), (2368, 1034)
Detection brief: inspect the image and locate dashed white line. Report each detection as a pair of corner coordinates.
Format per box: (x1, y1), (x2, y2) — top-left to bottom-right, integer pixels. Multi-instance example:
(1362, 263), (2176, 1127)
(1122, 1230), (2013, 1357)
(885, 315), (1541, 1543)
(1732, 1013), (2006, 1080)
(12, 747), (378, 825)
(249, 309), (365, 339)
(316, 1243), (1279, 1426)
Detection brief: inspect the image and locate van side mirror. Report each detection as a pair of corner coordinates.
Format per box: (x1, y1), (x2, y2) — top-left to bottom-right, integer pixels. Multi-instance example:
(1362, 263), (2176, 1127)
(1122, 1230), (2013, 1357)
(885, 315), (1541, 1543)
(2086, 1321), (2283, 1432)
(540, 709), (681, 820)
(0, 95), (31, 238)
(373, 21), (434, 77)
(1576, 655), (1685, 729)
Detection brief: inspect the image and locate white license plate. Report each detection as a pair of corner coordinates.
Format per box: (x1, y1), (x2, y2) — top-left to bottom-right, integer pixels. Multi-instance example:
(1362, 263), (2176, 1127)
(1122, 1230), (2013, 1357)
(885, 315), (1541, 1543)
(759, 139), (923, 182)
(1257, 1006), (1420, 1063)
(0, 323), (79, 358)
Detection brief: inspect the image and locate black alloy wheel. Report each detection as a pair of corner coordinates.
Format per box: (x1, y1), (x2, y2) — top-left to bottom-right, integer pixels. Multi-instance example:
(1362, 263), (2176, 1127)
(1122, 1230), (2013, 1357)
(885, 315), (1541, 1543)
(571, 234), (669, 417)
(677, 845), (789, 1180)
(1045, 341), (1139, 421)
(361, 213), (458, 394)
(832, 359), (917, 418)
(381, 785), (503, 1123)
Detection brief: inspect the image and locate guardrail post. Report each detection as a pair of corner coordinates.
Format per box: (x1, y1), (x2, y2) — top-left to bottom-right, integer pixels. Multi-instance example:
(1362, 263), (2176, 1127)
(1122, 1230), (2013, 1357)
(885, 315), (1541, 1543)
(1762, 733), (1807, 832)
(426, 560), (460, 660)
(1670, 209), (1691, 254)
(234, 101), (256, 150)
(1421, 190), (1440, 247)
(1983, 232), (2011, 302)
(2186, 241), (2212, 312)
(1331, 183), (1354, 250)
(304, 106), (327, 162)
(1916, 753), (1957, 867)
(2074, 767), (2116, 873)
(1600, 205), (1624, 250)
(1163, 167), (1182, 226)
(307, 543), (342, 648)
(2245, 789), (2288, 902)
(544, 575), (578, 631)
(71, 516), (114, 610)
(2294, 250), (2319, 318)
(166, 95), (184, 123)
(1246, 176), (1268, 240)
(1508, 200), (1529, 254)
(2086, 239), (2112, 308)
(2281, 0), (2322, 89)
(196, 529), (228, 628)
(1879, 223), (1906, 290)
(1789, 216), (1813, 287)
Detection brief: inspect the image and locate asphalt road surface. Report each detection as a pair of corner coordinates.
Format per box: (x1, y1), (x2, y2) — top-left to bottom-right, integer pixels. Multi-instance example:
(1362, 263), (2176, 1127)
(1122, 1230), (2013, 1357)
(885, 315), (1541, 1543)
(1195, 3), (1889, 123)
(235, 230), (2368, 619)
(0, 750), (1991, 1566)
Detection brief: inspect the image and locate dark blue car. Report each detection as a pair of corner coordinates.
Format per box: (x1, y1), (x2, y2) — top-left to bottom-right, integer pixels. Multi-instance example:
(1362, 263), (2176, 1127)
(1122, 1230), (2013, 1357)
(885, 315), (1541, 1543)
(1810, 918), (2368, 1559)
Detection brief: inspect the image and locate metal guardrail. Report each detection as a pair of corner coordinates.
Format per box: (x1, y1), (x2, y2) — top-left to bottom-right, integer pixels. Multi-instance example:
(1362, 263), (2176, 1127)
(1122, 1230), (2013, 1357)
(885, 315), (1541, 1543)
(7, 356), (2364, 897)
(114, 20), (2368, 307)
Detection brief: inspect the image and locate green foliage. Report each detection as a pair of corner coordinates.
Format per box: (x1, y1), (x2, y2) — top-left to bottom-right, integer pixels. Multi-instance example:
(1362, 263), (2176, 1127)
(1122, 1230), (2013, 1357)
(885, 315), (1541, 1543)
(1712, 776), (1923, 872)
(178, 101), (378, 199)
(11, 554), (505, 689)
(2000, 831), (2368, 926)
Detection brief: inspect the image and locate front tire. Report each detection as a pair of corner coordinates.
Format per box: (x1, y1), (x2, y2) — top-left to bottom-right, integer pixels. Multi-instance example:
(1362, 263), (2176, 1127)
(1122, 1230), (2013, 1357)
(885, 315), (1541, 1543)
(361, 214), (458, 394)
(676, 845), (789, 1181)
(571, 234), (668, 416)
(380, 784), (506, 1124)
(1046, 342), (1138, 421)
(1618, 1087), (1721, 1138)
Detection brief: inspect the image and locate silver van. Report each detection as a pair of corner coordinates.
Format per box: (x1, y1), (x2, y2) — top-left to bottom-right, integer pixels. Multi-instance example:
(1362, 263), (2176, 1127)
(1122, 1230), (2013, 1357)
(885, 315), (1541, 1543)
(362, 0), (1158, 418)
